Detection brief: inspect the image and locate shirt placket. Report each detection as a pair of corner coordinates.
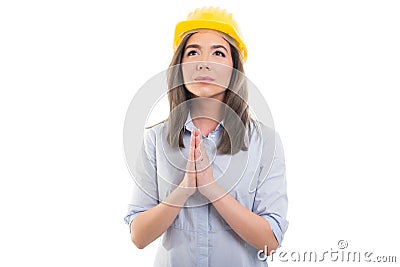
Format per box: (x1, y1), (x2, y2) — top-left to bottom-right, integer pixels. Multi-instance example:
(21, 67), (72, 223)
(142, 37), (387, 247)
(196, 204), (209, 266)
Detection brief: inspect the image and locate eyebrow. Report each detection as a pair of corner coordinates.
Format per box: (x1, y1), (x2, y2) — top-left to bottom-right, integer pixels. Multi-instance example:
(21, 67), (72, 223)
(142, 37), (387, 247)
(185, 44), (228, 52)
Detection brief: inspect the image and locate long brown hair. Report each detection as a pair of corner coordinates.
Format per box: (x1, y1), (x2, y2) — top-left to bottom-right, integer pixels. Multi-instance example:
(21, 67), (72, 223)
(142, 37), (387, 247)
(167, 32), (253, 155)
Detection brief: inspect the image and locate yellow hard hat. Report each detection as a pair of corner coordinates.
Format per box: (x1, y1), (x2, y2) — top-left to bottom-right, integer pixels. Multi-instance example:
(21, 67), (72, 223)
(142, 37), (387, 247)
(173, 7), (248, 62)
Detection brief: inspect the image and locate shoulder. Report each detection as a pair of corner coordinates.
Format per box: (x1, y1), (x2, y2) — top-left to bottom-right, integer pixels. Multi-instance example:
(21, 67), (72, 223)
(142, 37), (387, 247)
(248, 119), (285, 158)
(144, 119), (168, 135)
(248, 119), (278, 144)
(143, 119), (169, 146)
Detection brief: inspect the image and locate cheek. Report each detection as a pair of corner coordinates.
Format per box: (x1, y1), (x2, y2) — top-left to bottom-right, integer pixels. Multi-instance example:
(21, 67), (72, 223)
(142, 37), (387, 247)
(215, 66), (233, 88)
(181, 63), (196, 84)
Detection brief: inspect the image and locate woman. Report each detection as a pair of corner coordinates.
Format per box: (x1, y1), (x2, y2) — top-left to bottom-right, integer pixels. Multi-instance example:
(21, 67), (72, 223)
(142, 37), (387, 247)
(124, 7), (288, 266)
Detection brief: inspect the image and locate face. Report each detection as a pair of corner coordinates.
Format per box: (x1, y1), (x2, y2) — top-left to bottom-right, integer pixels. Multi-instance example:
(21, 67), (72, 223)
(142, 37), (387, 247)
(181, 30), (234, 101)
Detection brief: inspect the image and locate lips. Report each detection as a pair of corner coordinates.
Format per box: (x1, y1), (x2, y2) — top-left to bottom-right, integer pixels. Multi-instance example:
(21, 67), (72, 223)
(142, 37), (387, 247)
(194, 76), (215, 82)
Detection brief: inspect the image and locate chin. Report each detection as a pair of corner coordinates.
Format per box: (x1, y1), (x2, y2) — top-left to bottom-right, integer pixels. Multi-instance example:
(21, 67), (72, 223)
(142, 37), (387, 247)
(187, 85), (226, 99)
(191, 91), (225, 100)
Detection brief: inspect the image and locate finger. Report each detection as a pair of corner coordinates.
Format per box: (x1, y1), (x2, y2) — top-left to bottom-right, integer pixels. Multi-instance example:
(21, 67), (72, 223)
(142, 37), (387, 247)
(189, 131), (195, 162)
(186, 132), (196, 173)
(201, 141), (209, 161)
(194, 145), (201, 162)
(196, 133), (209, 161)
(195, 130), (201, 148)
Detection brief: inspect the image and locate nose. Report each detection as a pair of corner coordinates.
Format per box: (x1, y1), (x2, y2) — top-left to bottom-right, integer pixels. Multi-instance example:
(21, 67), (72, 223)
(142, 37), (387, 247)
(196, 61), (211, 71)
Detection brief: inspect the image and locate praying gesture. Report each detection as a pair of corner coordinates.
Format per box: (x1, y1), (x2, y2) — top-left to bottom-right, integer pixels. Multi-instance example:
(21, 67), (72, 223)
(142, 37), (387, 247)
(178, 130), (220, 200)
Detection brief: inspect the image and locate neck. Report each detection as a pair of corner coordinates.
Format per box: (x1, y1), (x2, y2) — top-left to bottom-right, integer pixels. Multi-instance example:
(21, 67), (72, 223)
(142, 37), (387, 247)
(190, 97), (224, 137)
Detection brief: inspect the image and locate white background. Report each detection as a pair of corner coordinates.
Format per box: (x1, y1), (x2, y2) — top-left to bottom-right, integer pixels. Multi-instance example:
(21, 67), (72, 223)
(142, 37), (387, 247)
(1, 0), (399, 266)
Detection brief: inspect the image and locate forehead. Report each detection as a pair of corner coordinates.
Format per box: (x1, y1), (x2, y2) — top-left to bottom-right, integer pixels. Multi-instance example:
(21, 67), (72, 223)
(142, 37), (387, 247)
(186, 30), (230, 47)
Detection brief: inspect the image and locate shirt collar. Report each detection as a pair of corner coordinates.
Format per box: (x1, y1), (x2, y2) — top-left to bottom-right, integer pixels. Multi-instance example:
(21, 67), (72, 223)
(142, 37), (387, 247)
(184, 111), (224, 133)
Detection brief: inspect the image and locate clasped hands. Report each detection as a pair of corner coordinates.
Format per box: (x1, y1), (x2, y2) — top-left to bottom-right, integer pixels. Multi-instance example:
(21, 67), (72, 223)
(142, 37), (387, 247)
(178, 130), (221, 200)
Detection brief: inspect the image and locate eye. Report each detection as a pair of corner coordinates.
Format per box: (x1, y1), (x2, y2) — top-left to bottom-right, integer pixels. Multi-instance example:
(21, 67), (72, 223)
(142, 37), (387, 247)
(186, 50), (198, 57)
(214, 50), (226, 57)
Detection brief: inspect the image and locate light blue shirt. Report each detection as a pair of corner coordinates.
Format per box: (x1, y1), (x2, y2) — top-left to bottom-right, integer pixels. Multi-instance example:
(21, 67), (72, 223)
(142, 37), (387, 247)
(124, 113), (288, 267)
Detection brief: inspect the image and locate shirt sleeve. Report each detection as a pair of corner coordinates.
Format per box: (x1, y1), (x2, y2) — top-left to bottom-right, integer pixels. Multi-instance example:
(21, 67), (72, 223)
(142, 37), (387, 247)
(123, 127), (159, 233)
(252, 130), (289, 246)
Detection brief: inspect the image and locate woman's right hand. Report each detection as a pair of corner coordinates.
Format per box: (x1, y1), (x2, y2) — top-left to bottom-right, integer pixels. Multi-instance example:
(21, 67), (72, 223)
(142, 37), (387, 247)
(177, 130), (198, 197)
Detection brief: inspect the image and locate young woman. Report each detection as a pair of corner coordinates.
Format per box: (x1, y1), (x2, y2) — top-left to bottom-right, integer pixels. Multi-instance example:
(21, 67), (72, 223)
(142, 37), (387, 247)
(124, 7), (288, 266)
